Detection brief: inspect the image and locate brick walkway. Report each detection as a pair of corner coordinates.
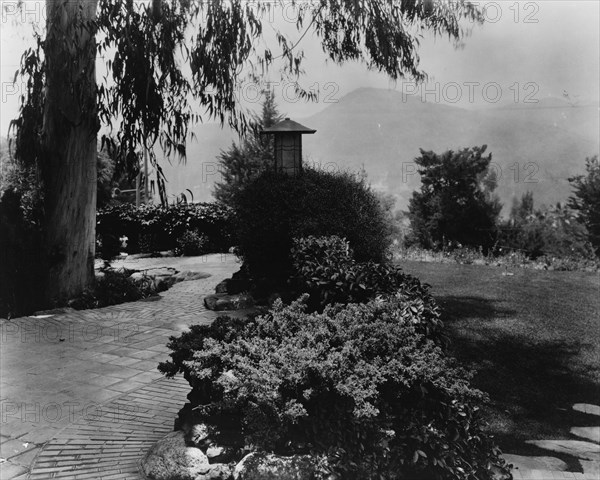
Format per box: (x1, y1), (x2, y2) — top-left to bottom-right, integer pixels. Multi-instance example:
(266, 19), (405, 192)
(1, 253), (598, 480)
(0, 254), (240, 479)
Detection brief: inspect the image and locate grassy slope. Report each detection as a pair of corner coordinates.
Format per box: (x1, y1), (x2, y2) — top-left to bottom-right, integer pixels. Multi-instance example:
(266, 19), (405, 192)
(399, 261), (600, 454)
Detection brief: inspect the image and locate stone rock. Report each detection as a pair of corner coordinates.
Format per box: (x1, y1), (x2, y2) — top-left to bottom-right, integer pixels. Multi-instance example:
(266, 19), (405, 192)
(215, 278), (250, 295)
(207, 446), (225, 459)
(153, 275), (176, 291)
(502, 453), (568, 471)
(215, 280), (229, 294)
(174, 270), (211, 283)
(202, 463), (235, 479)
(571, 426), (600, 443)
(526, 439), (600, 461)
(129, 271), (147, 282)
(146, 267), (177, 277)
(140, 431), (211, 480)
(233, 452), (319, 480)
(187, 423), (211, 448)
(205, 445), (238, 464)
(204, 294), (254, 311)
(580, 459), (600, 475)
(573, 403), (600, 417)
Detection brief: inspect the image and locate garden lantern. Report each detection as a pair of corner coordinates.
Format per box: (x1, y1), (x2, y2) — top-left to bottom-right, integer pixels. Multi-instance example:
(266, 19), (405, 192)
(261, 118), (316, 175)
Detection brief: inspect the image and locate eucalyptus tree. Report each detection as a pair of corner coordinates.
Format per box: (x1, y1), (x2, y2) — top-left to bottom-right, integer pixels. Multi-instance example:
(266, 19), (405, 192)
(10, 0), (483, 304)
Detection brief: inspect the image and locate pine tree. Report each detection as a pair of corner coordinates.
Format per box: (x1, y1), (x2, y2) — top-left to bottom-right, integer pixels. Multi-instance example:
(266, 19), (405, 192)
(213, 89), (284, 207)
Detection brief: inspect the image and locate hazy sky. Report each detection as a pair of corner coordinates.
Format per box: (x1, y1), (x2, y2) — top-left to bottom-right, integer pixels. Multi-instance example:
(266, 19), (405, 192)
(1, 0), (599, 131)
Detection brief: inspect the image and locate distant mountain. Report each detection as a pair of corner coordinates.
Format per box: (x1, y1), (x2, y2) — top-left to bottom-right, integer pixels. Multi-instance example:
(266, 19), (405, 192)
(300, 88), (599, 214)
(162, 88), (598, 214)
(6, 88), (596, 215)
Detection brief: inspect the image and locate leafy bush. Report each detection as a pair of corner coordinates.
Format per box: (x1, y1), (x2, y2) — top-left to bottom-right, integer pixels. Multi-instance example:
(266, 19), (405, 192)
(233, 168), (392, 288)
(497, 192), (595, 265)
(68, 268), (162, 310)
(96, 202), (234, 255)
(569, 155), (600, 256)
(291, 236), (443, 341)
(175, 230), (208, 256)
(159, 296), (509, 480)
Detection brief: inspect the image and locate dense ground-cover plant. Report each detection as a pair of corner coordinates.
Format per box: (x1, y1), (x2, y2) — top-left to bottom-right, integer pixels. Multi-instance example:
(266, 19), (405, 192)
(233, 168), (392, 289)
(96, 202), (234, 255)
(159, 296), (510, 480)
(291, 236), (444, 341)
(68, 267), (163, 310)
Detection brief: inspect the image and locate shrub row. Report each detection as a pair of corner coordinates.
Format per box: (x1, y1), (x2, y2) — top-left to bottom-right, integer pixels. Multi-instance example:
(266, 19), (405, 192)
(159, 295), (509, 480)
(96, 202), (234, 256)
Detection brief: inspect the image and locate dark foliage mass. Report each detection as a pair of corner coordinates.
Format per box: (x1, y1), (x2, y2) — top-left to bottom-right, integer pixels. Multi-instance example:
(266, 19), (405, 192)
(569, 155), (600, 256)
(408, 145), (502, 251)
(0, 189), (45, 318)
(96, 202), (234, 257)
(498, 191), (595, 260)
(233, 168), (393, 289)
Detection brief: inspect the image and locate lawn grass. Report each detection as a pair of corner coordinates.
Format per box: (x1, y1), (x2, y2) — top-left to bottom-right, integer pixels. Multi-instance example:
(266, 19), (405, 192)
(398, 260), (600, 456)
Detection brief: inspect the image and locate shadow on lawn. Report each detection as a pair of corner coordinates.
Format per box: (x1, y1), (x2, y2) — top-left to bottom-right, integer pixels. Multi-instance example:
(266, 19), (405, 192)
(435, 295), (515, 322)
(437, 293), (600, 453)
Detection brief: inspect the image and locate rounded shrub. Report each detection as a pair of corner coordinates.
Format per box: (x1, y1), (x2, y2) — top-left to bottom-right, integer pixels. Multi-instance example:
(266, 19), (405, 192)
(159, 295), (510, 479)
(232, 168), (392, 288)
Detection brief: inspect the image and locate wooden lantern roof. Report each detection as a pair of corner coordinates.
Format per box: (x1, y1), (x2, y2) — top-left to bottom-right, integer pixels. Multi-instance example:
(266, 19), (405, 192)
(260, 118), (316, 135)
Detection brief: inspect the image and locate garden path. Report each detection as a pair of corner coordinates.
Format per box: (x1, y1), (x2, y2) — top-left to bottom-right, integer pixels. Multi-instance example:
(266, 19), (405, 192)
(0, 253), (597, 479)
(0, 253), (241, 479)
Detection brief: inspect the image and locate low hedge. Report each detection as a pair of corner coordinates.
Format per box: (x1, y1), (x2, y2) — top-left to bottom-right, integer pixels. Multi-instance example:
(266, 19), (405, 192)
(96, 202), (234, 255)
(159, 295), (510, 479)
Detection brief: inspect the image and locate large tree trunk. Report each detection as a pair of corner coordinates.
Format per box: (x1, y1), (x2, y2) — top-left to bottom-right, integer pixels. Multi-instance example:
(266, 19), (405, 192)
(42, 0), (98, 304)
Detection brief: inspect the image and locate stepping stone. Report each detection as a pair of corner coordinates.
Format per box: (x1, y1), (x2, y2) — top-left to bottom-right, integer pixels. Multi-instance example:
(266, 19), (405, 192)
(526, 439), (600, 461)
(503, 453), (568, 471)
(580, 459), (600, 475)
(573, 404), (600, 417)
(571, 426), (600, 443)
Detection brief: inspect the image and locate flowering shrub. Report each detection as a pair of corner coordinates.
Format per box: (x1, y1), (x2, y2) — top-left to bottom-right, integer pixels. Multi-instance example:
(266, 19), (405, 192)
(291, 236), (444, 342)
(96, 202), (234, 255)
(159, 296), (510, 480)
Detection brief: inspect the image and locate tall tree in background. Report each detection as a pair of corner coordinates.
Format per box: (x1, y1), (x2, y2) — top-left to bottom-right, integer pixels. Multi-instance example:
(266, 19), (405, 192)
(9, 0), (483, 305)
(408, 145), (502, 250)
(213, 89), (283, 207)
(569, 155), (600, 256)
